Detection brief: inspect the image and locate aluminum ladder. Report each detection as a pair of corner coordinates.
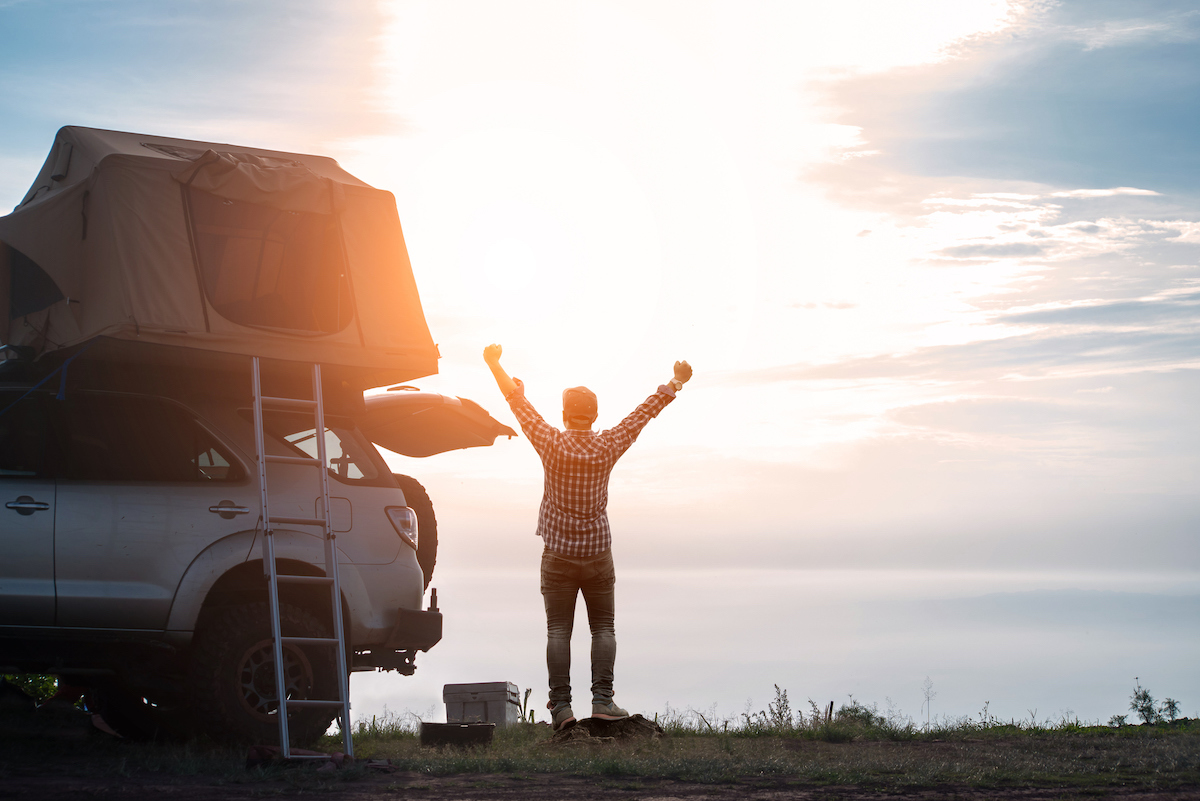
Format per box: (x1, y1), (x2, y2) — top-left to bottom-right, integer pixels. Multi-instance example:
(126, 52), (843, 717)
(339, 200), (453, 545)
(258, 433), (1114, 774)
(250, 357), (353, 759)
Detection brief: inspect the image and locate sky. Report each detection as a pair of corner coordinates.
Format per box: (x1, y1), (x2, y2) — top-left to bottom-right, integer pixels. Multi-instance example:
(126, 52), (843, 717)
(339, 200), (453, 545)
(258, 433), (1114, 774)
(1, 0), (1197, 725)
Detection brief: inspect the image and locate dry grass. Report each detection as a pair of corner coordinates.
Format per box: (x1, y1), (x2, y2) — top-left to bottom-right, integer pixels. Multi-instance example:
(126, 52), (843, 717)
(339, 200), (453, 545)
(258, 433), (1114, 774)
(346, 711), (1200, 790)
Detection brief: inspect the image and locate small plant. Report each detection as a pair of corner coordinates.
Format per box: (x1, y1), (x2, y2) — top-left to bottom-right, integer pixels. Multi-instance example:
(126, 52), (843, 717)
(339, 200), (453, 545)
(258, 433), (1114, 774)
(1108, 714), (1128, 728)
(519, 687), (537, 724)
(1131, 678), (1162, 724)
(767, 684), (792, 730)
(921, 677), (937, 728)
(1160, 698), (1181, 723)
(976, 701), (993, 728)
(837, 696), (885, 728)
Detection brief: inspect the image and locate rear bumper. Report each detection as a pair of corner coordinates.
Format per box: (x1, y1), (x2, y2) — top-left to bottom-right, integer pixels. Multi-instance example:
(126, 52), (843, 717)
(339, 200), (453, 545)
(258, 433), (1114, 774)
(385, 607), (443, 652)
(351, 607), (442, 673)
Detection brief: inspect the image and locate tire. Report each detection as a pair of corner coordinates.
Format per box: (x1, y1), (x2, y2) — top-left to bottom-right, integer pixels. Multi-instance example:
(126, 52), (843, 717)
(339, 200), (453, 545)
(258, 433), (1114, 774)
(187, 602), (338, 746)
(394, 474), (437, 590)
(87, 684), (194, 741)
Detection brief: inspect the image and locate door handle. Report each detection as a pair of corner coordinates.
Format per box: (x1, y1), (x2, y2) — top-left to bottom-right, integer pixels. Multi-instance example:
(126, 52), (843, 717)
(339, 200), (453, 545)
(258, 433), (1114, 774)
(209, 501), (251, 520)
(6, 496), (51, 516)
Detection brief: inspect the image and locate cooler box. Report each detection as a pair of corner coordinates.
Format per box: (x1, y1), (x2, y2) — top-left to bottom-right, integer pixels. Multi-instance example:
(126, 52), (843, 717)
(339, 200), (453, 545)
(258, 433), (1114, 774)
(443, 682), (521, 728)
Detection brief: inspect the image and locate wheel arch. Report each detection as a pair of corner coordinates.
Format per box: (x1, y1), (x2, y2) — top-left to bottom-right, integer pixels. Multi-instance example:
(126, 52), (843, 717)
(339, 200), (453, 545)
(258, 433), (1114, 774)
(166, 530), (368, 645)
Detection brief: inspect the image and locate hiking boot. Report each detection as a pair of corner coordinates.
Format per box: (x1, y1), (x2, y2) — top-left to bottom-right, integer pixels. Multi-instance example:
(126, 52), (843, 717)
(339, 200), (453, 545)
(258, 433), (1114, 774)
(549, 703), (576, 731)
(591, 700), (630, 720)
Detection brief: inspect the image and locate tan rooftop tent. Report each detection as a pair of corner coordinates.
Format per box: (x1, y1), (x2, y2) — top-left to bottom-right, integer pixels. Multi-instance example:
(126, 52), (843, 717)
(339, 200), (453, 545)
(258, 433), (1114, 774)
(0, 126), (438, 387)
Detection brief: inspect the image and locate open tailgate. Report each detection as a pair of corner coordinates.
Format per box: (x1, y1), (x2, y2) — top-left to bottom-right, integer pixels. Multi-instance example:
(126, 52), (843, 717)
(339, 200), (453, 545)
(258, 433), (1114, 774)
(359, 389), (516, 457)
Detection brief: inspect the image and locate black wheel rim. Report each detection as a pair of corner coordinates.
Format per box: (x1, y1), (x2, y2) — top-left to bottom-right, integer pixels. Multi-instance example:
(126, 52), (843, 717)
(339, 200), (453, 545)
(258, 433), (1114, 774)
(236, 637), (315, 721)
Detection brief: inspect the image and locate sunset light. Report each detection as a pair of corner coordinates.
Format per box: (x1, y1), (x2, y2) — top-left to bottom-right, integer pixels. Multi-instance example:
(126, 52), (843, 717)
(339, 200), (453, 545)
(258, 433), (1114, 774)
(1, 0), (1196, 750)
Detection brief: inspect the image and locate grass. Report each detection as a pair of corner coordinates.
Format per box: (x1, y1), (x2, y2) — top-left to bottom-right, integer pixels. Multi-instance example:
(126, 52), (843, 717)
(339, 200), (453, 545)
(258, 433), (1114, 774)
(1, 683), (1196, 792)
(333, 694), (1200, 790)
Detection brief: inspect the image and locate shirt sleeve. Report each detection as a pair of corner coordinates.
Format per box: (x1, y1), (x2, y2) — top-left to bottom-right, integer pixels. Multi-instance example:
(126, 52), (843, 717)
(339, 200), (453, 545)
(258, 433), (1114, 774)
(602, 386), (676, 456)
(505, 378), (560, 456)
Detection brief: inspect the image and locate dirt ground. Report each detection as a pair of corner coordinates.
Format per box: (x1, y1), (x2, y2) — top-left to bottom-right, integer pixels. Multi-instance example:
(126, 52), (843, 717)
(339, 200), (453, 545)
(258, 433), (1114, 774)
(3, 770), (1199, 800)
(2, 700), (1198, 800)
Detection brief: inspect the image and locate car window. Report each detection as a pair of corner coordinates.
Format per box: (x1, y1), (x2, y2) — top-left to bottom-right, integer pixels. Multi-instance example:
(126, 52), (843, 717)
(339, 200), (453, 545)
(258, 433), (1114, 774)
(53, 394), (245, 482)
(0, 392), (50, 478)
(245, 410), (386, 486)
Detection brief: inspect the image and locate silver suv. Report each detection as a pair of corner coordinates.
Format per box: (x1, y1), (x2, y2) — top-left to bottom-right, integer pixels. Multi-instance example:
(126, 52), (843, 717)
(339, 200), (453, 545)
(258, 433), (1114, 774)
(0, 354), (512, 743)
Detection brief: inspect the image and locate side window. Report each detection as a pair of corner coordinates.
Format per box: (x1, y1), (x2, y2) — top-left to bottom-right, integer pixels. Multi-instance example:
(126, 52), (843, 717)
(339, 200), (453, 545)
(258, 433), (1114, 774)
(243, 410), (385, 486)
(284, 426), (374, 481)
(0, 393), (50, 478)
(54, 394), (245, 483)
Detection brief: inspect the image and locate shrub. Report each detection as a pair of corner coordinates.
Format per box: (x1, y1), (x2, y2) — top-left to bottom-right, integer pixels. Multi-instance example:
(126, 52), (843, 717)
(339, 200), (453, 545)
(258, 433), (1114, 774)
(1160, 698), (1181, 723)
(2, 674), (57, 701)
(1131, 678), (1162, 725)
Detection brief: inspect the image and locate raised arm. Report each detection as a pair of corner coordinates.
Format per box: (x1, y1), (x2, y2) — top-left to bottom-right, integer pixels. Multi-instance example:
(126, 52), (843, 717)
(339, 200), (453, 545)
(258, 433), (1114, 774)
(604, 359), (694, 452)
(483, 343), (518, 398)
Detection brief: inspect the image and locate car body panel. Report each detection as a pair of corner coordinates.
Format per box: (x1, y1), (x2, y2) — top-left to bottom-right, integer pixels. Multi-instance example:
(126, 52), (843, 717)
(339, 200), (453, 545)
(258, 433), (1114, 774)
(54, 479), (255, 628)
(0, 479), (56, 625)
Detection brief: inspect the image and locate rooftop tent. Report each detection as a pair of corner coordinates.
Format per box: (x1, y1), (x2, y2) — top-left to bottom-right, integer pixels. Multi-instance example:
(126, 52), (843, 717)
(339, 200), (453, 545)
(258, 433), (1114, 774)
(0, 126), (438, 388)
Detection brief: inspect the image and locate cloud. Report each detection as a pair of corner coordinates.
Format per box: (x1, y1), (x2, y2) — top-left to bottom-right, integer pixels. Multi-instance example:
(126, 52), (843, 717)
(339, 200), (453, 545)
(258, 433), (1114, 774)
(818, 1), (1200, 195)
(940, 242), (1046, 258)
(999, 293), (1200, 326)
(1054, 5), (1200, 51)
(727, 325), (1200, 385)
(791, 301), (858, 310)
(1049, 187), (1162, 198)
(890, 396), (1084, 436)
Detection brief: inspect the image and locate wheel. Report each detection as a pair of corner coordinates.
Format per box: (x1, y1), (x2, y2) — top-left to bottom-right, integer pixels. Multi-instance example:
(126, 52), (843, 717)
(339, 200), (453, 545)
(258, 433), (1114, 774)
(87, 684), (194, 741)
(188, 602), (338, 746)
(394, 474), (437, 590)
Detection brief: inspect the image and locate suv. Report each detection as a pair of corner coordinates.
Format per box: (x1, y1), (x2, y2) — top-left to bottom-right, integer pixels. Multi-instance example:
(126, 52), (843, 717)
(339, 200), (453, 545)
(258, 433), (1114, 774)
(0, 355), (512, 743)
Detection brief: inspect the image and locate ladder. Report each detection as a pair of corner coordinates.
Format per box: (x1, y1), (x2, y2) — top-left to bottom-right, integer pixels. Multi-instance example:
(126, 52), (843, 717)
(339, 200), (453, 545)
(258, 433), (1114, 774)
(250, 357), (353, 759)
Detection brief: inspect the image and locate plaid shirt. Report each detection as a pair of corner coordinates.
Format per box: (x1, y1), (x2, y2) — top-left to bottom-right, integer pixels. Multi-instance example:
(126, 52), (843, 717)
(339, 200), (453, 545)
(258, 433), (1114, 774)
(506, 379), (677, 557)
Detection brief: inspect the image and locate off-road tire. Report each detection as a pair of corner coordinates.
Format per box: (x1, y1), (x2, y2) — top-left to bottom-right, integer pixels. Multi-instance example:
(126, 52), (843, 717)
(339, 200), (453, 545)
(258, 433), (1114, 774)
(394, 474), (437, 589)
(187, 601), (337, 746)
(88, 684), (194, 741)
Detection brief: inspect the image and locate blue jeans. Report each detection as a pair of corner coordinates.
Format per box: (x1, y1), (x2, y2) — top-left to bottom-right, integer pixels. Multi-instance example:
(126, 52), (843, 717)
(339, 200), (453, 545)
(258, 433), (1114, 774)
(540, 547), (616, 708)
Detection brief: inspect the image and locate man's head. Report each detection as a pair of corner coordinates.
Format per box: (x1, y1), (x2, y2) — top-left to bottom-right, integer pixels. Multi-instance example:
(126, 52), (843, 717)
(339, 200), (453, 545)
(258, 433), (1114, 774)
(562, 386), (598, 429)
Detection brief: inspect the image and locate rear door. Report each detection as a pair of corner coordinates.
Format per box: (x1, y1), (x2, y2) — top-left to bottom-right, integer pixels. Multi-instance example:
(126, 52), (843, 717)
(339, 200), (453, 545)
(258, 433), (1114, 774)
(0, 391), (55, 625)
(50, 392), (254, 629)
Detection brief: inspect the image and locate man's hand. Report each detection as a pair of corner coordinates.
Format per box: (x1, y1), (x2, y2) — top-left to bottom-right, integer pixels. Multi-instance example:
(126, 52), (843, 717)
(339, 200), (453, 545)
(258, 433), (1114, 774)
(484, 344), (517, 398)
(674, 360), (693, 384)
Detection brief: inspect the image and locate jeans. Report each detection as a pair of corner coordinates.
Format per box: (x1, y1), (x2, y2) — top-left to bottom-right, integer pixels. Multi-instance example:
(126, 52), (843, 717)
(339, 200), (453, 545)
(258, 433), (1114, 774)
(540, 547), (616, 708)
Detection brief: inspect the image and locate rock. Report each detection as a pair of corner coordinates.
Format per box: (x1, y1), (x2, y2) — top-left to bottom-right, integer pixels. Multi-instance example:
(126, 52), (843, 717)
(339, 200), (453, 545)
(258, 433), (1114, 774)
(547, 714), (664, 747)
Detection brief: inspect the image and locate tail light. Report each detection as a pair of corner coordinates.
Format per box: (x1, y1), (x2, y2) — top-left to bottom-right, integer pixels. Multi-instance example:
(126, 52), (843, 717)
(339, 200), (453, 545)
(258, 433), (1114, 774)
(385, 506), (418, 551)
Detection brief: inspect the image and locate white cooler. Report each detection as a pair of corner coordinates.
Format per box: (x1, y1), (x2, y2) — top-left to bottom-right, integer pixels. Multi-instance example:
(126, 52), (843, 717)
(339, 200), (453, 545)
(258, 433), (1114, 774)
(442, 681), (522, 728)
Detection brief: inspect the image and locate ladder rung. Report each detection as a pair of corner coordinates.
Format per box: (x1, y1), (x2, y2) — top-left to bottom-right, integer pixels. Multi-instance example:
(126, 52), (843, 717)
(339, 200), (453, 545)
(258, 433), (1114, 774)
(277, 574), (334, 586)
(261, 396), (317, 410)
(266, 454), (322, 466)
(282, 636), (340, 646)
(285, 699), (346, 708)
(271, 516), (326, 527)
(284, 754), (336, 760)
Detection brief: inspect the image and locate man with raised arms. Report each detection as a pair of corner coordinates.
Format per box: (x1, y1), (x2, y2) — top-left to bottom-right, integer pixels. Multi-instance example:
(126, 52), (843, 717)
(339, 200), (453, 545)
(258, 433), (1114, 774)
(483, 344), (693, 731)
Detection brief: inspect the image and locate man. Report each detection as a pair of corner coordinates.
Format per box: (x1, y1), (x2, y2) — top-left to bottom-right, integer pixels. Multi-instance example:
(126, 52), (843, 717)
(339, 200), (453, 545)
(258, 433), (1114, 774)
(483, 343), (692, 731)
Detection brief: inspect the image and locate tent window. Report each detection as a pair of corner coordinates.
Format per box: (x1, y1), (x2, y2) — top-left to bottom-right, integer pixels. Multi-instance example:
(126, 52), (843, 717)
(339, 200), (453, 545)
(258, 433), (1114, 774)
(3, 243), (64, 318)
(186, 188), (353, 333)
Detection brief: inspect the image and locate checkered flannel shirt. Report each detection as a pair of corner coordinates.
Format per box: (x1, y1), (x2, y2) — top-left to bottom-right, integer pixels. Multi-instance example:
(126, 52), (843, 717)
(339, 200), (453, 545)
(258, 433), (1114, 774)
(506, 378), (677, 557)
